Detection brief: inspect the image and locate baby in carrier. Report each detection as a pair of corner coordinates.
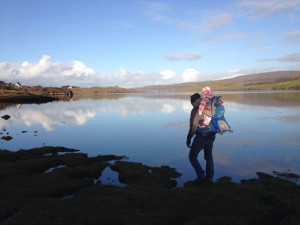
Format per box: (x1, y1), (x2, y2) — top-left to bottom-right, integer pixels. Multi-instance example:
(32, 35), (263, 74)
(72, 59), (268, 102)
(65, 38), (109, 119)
(199, 87), (213, 130)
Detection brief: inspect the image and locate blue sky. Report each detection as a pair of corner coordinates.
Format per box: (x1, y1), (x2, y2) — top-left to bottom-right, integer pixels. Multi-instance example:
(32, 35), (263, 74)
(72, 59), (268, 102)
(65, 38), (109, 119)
(0, 0), (300, 88)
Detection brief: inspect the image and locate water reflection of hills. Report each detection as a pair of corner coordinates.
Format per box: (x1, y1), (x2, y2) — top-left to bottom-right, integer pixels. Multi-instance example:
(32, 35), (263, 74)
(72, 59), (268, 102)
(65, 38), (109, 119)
(222, 92), (300, 107)
(1, 92), (299, 131)
(1, 92), (300, 110)
(71, 94), (129, 101)
(71, 92), (300, 107)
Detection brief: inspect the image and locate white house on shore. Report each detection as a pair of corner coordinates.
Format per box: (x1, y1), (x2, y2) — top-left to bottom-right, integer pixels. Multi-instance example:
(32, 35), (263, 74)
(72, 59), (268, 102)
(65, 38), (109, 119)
(14, 82), (22, 88)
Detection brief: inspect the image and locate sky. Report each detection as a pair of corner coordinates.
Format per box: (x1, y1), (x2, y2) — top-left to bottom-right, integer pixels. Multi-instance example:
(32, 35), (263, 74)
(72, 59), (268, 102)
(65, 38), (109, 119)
(0, 0), (300, 88)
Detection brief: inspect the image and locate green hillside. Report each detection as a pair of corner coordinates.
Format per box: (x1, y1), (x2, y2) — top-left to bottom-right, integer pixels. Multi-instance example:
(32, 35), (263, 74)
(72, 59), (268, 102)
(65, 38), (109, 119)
(136, 71), (300, 92)
(72, 86), (137, 94)
(175, 78), (300, 92)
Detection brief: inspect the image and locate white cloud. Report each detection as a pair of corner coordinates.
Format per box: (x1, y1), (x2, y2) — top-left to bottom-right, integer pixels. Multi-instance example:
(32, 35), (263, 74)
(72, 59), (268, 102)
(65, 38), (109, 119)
(160, 70), (176, 80)
(259, 53), (300, 66)
(162, 53), (203, 61)
(1, 54), (298, 89)
(238, 0), (300, 20)
(214, 32), (258, 42)
(0, 55), (96, 86)
(282, 30), (300, 44)
(0, 56), (205, 88)
(139, 1), (174, 23)
(105, 21), (133, 30)
(140, 1), (170, 12)
(278, 53), (300, 63)
(181, 69), (199, 83)
(205, 13), (233, 30)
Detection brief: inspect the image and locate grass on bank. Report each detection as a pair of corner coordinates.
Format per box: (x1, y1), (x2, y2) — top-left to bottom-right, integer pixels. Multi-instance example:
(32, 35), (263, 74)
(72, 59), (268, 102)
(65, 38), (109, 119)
(174, 78), (300, 92)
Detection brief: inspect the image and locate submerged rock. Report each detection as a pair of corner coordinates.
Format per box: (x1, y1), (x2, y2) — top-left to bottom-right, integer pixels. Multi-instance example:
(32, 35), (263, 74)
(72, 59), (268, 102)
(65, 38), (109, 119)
(1, 136), (13, 141)
(1, 115), (10, 120)
(110, 161), (181, 188)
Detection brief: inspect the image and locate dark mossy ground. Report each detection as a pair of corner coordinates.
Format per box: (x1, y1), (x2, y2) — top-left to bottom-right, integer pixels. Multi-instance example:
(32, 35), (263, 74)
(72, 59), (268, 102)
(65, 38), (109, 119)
(0, 147), (299, 225)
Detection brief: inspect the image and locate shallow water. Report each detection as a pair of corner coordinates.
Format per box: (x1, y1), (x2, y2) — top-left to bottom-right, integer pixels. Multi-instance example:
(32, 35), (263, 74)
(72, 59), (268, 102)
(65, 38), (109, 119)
(1, 91), (300, 186)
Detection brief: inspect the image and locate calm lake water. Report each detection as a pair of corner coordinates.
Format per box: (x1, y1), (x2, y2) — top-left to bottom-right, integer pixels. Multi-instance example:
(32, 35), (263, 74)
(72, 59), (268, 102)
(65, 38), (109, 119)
(1, 91), (300, 186)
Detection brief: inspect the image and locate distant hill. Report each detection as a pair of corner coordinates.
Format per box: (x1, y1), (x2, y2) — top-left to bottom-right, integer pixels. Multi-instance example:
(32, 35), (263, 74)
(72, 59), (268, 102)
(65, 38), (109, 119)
(133, 71), (300, 91)
(71, 86), (137, 94)
(226, 71), (300, 83)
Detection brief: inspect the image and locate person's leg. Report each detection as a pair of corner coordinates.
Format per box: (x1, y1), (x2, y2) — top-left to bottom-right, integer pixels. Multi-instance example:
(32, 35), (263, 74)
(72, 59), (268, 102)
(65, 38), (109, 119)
(189, 134), (205, 178)
(204, 136), (215, 182)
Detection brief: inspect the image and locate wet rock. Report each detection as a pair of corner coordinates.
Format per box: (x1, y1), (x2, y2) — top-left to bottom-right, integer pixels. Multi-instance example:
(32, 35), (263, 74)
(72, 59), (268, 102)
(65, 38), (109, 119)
(256, 172), (274, 180)
(110, 161), (181, 188)
(273, 170), (300, 179)
(22, 131), (28, 133)
(1, 136), (13, 141)
(217, 176), (233, 183)
(261, 193), (276, 205)
(1, 115), (10, 120)
(0, 147), (299, 225)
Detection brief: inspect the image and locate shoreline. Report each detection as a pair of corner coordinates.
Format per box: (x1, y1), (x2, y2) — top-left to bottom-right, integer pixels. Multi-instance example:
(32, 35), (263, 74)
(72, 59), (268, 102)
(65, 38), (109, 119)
(0, 95), (57, 104)
(0, 146), (299, 225)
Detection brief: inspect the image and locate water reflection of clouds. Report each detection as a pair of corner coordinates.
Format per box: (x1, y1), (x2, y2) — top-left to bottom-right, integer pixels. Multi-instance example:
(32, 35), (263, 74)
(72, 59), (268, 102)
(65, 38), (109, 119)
(161, 104), (175, 114)
(1, 93), (299, 183)
(0, 101), (98, 131)
(214, 148), (300, 179)
(216, 137), (250, 147)
(226, 101), (279, 112)
(0, 97), (188, 131)
(278, 132), (300, 146)
(162, 122), (187, 129)
(272, 114), (300, 124)
(214, 150), (231, 166)
(181, 101), (192, 113)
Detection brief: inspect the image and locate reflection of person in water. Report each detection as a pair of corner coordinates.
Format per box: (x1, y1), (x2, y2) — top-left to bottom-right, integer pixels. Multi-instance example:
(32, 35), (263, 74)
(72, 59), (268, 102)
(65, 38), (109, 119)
(186, 91), (216, 183)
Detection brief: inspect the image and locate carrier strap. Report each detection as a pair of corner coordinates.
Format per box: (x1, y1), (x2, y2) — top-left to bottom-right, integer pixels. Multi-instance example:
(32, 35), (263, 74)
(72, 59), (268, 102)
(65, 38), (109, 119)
(210, 96), (216, 118)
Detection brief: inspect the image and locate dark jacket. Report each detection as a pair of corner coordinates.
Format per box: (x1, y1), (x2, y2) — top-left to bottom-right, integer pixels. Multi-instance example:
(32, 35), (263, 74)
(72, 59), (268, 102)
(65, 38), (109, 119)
(187, 98), (212, 142)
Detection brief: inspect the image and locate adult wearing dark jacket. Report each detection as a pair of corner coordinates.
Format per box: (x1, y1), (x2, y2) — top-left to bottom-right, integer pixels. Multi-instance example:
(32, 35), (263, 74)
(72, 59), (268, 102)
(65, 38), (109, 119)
(186, 93), (216, 183)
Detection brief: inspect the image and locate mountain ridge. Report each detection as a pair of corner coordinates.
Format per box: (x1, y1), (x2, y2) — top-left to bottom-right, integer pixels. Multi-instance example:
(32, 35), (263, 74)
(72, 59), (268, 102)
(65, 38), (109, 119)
(132, 70), (300, 91)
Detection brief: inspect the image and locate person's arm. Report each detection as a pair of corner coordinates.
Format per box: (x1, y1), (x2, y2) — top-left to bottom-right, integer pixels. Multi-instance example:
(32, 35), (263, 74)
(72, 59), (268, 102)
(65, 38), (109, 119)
(186, 107), (202, 147)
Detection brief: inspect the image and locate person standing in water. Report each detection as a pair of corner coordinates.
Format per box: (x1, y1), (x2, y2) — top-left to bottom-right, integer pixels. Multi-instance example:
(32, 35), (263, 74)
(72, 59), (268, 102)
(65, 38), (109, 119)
(186, 88), (216, 183)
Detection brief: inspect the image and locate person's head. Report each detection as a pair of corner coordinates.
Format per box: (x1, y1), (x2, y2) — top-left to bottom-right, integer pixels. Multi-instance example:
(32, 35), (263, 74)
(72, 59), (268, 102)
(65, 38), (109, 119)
(201, 87), (213, 99)
(190, 93), (200, 105)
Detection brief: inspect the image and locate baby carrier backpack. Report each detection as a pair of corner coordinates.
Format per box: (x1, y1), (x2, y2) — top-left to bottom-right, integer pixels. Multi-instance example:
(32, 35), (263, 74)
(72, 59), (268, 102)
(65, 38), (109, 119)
(197, 96), (233, 135)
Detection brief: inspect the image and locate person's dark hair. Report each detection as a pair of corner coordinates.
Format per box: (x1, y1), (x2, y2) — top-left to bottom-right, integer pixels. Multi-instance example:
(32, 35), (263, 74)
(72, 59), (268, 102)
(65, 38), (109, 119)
(190, 93), (200, 104)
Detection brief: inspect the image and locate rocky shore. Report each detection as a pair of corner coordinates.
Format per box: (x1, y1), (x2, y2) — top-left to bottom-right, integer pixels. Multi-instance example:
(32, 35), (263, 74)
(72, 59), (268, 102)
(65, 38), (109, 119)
(0, 146), (299, 225)
(0, 95), (57, 104)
